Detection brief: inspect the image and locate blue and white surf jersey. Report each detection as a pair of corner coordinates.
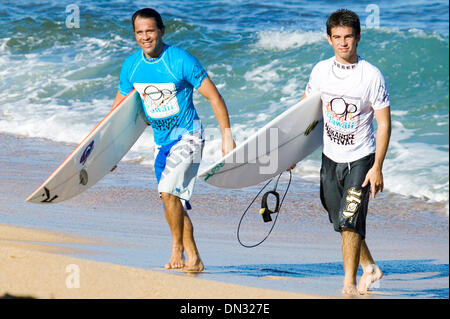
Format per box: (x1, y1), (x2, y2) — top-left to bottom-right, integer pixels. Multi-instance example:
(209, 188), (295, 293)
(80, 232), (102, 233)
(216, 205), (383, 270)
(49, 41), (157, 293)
(119, 44), (208, 146)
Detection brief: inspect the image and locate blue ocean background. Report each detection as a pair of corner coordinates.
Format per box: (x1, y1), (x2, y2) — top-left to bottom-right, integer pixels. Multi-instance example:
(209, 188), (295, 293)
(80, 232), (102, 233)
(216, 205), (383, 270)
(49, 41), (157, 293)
(0, 0), (448, 208)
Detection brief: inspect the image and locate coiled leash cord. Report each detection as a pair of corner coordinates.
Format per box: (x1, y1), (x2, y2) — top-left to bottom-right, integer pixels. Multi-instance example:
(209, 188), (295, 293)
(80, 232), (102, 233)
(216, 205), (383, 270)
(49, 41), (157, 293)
(237, 170), (292, 248)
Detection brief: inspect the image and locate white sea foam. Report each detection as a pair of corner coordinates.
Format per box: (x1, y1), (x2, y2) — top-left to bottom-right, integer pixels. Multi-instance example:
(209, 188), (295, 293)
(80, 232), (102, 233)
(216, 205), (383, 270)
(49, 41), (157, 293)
(383, 121), (449, 203)
(363, 25), (447, 42)
(0, 97), (111, 144)
(290, 158), (321, 182)
(407, 28), (446, 41)
(384, 150), (449, 203)
(391, 110), (409, 117)
(244, 59), (282, 91)
(0, 37), (10, 54)
(254, 30), (325, 51)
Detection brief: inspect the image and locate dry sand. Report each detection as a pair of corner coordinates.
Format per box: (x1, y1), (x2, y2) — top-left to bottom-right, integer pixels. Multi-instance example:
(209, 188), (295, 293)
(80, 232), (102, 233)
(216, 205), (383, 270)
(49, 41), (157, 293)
(0, 224), (325, 299)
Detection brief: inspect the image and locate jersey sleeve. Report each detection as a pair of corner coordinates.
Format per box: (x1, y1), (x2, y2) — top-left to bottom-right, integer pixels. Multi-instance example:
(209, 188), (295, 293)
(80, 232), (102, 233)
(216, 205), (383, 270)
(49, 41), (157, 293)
(181, 50), (208, 90)
(304, 63), (321, 97)
(369, 71), (390, 110)
(118, 58), (134, 96)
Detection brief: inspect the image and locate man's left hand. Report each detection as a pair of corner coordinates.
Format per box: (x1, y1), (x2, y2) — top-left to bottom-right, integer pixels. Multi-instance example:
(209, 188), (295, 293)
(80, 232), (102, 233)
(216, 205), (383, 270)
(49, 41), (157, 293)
(362, 165), (384, 199)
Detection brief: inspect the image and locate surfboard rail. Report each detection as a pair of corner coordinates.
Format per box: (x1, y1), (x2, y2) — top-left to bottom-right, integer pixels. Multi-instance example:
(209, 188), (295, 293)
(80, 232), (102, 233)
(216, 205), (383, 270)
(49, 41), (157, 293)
(26, 89), (148, 203)
(198, 92), (323, 189)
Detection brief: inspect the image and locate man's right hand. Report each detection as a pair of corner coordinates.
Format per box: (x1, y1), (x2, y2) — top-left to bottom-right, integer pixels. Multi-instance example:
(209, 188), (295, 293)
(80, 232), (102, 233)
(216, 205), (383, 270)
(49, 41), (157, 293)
(222, 129), (236, 156)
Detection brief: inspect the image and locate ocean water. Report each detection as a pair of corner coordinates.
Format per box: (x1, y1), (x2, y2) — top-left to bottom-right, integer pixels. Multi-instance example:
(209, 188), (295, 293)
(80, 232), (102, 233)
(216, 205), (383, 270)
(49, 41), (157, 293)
(0, 0), (448, 207)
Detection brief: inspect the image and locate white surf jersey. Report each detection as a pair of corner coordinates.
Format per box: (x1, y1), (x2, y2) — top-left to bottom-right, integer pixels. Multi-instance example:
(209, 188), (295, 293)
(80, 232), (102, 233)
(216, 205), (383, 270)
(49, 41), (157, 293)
(305, 56), (390, 163)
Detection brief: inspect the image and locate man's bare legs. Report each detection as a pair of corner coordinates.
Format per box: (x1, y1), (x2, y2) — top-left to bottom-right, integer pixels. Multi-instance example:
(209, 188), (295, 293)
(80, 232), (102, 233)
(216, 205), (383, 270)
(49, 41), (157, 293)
(341, 229), (361, 295)
(341, 228), (383, 295)
(161, 192), (204, 272)
(357, 239), (383, 294)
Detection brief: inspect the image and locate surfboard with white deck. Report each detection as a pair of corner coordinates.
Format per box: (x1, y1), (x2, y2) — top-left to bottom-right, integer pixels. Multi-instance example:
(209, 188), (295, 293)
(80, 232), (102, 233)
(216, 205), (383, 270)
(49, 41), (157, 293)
(198, 92), (323, 188)
(26, 89), (148, 203)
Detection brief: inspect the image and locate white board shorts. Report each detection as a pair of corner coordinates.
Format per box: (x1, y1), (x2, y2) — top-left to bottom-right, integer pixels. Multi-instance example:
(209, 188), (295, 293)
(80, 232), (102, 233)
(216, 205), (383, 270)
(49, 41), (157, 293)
(154, 132), (204, 210)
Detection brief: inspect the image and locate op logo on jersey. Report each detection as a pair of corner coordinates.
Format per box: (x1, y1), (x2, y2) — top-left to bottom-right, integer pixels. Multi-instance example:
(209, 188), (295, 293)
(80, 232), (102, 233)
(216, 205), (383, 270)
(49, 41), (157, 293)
(324, 96), (360, 146)
(134, 83), (180, 119)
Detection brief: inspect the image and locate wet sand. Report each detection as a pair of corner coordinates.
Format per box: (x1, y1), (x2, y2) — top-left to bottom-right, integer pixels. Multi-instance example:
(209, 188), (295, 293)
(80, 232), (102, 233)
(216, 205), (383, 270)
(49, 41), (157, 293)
(0, 133), (448, 299)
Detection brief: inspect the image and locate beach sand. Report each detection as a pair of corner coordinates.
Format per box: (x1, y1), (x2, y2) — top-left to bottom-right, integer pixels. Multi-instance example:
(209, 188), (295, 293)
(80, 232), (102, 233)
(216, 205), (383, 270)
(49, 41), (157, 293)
(0, 133), (325, 299)
(0, 224), (323, 299)
(0, 133), (448, 299)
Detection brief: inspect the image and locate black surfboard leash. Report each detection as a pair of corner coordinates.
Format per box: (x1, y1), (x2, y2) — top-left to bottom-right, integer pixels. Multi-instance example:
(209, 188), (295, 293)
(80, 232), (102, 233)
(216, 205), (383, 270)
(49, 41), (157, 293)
(236, 170), (292, 248)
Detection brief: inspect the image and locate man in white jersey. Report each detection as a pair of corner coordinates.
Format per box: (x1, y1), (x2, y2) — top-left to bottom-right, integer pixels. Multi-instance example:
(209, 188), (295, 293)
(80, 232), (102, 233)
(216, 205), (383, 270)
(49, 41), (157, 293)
(293, 9), (391, 295)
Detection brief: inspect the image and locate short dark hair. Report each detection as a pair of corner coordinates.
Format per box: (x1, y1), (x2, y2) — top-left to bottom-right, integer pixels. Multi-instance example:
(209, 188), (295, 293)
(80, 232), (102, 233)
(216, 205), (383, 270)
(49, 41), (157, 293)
(326, 9), (360, 37)
(132, 8), (165, 30)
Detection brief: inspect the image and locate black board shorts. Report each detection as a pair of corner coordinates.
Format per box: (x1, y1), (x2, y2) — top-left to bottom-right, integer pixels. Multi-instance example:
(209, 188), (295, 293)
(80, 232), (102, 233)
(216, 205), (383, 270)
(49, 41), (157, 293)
(320, 153), (375, 239)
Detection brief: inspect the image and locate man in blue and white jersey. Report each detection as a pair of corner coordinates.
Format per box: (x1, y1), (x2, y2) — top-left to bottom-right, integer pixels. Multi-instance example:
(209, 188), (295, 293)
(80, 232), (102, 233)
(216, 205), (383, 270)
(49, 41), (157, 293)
(112, 8), (235, 272)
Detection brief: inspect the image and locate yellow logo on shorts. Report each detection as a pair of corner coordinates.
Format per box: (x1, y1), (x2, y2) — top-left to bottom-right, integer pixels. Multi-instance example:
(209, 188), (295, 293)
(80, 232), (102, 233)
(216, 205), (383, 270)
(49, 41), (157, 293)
(343, 187), (362, 218)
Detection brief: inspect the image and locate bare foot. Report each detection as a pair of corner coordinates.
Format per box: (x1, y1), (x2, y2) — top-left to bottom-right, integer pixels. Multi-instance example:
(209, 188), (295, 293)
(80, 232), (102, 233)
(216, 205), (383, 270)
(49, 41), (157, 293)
(165, 246), (185, 269)
(182, 256), (204, 272)
(358, 264), (383, 294)
(342, 283), (359, 296)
